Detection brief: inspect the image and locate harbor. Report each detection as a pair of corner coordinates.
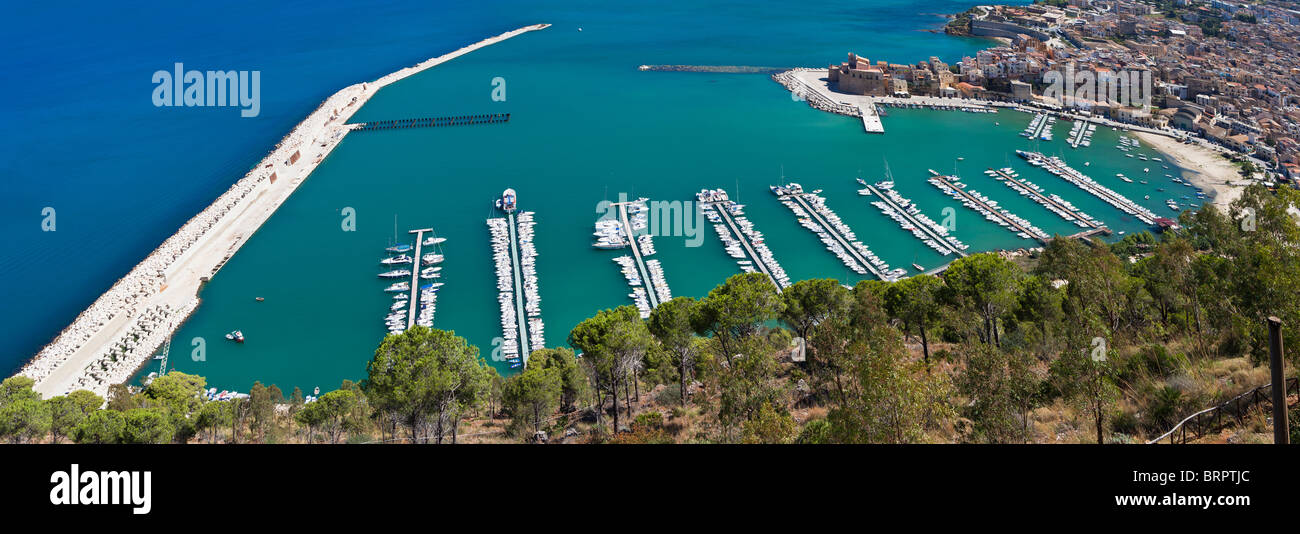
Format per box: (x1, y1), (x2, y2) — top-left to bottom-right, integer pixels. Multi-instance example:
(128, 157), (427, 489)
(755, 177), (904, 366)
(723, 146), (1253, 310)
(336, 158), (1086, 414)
(1018, 150), (1158, 226)
(1021, 112), (1054, 141)
(1067, 119), (1096, 149)
(487, 189), (543, 368)
(16, 23), (552, 398)
(927, 170), (1051, 244)
(699, 188), (790, 292)
(771, 182), (900, 281)
(863, 169), (970, 258)
(593, 198), (673, 318)
(986, 167), (1108, 232)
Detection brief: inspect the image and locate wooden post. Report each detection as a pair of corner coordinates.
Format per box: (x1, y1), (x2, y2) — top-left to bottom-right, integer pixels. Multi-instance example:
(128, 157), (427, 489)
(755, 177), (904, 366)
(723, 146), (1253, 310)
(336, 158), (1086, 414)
(1267, 317), (1289, 445)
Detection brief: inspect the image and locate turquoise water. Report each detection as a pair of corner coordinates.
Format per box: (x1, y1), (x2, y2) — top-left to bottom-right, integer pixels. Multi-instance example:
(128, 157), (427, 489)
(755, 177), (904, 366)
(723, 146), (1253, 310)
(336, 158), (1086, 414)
(14, 1), (1197, 393)
(6, 0), (1021, 377)
(143, 18), (1197, 394)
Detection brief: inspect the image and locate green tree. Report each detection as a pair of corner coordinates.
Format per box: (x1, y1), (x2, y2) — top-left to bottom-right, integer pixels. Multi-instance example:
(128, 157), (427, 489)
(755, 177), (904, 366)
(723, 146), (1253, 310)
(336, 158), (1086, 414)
(47, 390), (104, 443)
(693, 273), (784, 363)
(530, 347), (585, 412)
(958, 344), (1040, 443)
(648, 296), (703, 407)
(945, 253), (1021, 346)
(569, 306), (653, 431)
(883, 274), (944, 367)
(120, 408), (174, 444)
(73, 409), (126, 444)
(362, 326), (492, 443)
(142, 371), (207, 443)
(502, 365), (562, 436)
(0, 376), (52, 443)
(295, 389), (358, 444)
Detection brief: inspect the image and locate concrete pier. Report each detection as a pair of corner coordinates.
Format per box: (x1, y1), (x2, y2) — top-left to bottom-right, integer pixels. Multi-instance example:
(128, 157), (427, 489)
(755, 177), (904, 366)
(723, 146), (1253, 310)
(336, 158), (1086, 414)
(928, 174), (1047, 245)
(506, 212), (530, 361)
(989, 168), (1109, 233)
(614, 202), (660, 309)
(406, 228), (432, 328)
(865, 184), (968, 258)
(785, 193), (886, 280)
(710, 203), (783, 293)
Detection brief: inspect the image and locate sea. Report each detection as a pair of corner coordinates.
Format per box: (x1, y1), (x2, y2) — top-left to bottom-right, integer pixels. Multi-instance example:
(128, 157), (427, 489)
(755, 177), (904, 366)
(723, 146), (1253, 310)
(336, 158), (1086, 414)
(4, 1), (1197, 394)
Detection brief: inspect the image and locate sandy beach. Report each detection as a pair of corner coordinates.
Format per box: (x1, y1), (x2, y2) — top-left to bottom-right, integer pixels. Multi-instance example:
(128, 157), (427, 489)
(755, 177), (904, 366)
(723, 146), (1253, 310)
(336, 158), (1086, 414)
(21, 23), (550, 399)
(1133, 131), (1246, 211)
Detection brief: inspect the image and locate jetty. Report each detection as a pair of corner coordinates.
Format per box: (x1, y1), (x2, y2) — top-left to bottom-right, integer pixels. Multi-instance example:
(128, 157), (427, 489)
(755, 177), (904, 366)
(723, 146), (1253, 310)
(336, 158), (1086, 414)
(865, 183), (969, 257)
(595, 199), (671, 317)
(1067, 119), (1096, 148)
(21, 23), (551, 398)
(1018, 150), (1157, 225)
(699, 189), (788, 292)
(927, 172), (1050, 244)
(858, 103), (885, 133)
(350, 113), (509, 131)
(406, 228), (432, 328)
(638, 65), (790, 74)
(987, 167), (1109, 232)
(771, 183), (899, 281)
(1021, 112), (1054, 141)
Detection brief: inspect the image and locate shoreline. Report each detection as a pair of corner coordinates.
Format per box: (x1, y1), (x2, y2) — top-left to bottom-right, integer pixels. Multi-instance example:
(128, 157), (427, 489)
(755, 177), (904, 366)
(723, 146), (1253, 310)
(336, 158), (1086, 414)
(772, 68), (1250, 212)
(1131, 131), (1245, 211)
(21, 23), (550, 399)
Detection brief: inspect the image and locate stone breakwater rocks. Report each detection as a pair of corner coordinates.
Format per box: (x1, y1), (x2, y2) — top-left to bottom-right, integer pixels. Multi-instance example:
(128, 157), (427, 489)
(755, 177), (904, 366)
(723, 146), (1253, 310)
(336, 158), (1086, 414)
(20, 24), (551, 399)
(772, 69), (862, 118)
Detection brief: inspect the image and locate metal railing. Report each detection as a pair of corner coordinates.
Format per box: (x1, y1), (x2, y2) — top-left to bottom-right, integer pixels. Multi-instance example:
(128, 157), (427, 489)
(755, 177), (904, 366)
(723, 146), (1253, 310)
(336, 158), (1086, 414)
(1147, 377), (1298, 444)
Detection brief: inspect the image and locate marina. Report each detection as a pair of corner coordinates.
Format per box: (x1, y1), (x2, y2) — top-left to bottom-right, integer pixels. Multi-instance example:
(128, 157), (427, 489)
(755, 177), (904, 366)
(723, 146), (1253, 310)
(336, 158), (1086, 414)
(986, 167), (1108, 232)
(927, 171), (1050, 243)
(699, 188), (790, 292)
(378, 227), (443, 336)
(863, 171), (970, 258)
(1067, 118), (1096, 149)
(771, 182), (901, 281)
(1018, 150), (1158, 226)
(592, 198), (673, 318)
(487, 188), (543, 368)
(1021, 112), (1054, 141)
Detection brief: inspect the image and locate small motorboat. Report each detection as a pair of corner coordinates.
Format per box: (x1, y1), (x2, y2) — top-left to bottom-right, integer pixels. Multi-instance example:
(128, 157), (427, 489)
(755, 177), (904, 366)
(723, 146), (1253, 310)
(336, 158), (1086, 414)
(225, 330), (245, 343)
(254, 297), (264, 302)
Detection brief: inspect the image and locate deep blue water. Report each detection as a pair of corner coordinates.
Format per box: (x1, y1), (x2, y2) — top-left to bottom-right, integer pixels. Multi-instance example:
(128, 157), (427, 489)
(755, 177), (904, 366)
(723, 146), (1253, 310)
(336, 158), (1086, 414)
(2, 0), (1019, 376)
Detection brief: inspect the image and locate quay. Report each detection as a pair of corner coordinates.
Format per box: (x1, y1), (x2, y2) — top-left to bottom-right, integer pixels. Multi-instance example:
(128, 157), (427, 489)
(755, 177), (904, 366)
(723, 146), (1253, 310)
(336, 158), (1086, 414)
(927, 172), (1050, 244)
(1067, 119), (1095, 148)
(700, 190), (787, 292)
(858, 103), (884, 133)
(987, 167), (1109, 233)
(349, 113), (510, 132)
(1018, 150), (1157, 225)
(614, 201), (661, 309)
(775, 185), (892, 280)
(865, 183), (969, 257)
(506, 211), (531, 362)
(406, 228), (432, 328)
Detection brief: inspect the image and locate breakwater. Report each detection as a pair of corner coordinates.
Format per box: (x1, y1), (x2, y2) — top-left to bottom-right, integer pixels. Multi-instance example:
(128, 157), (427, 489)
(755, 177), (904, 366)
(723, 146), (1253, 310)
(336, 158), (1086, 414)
(19, 23), (551, 398)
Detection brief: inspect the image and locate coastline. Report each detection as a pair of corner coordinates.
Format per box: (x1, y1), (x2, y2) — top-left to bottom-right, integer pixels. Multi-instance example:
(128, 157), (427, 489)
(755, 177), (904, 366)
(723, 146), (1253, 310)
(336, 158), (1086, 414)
(21, 23), (551, 399)
(1131, 131), (1246, 211)
(772, 68), (1249, 213)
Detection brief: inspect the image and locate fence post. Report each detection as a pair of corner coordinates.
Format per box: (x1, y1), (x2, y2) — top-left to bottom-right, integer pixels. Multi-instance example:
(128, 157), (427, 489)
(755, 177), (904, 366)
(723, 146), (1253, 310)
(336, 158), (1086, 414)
(1267, 317), (1288, 445)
